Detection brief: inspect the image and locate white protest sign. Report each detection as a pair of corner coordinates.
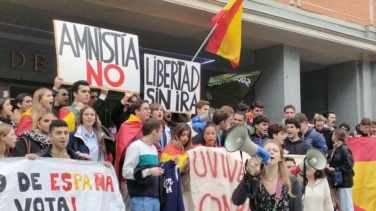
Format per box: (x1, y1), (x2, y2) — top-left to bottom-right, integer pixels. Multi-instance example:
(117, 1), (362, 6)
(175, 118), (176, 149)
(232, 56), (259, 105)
(184, 147), (250, 211)
(144, 54), (201, 113)
(54, 20), (140, 92)
(0, 158), (125, 211)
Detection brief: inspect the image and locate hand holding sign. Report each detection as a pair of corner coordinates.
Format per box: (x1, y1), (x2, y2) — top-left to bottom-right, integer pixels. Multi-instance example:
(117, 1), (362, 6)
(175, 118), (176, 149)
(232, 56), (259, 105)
(53, 76), (63, 90)
(100, 84), (109, 96)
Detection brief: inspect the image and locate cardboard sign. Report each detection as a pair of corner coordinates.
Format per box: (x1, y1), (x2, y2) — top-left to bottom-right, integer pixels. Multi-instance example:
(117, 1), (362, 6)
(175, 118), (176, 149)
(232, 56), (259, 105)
(54, 20), (140, 92)
(144, 54), (201, 113)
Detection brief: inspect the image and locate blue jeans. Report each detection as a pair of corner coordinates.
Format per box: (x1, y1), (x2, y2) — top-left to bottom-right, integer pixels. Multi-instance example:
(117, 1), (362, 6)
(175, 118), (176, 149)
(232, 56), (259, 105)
(338, 188), (354, 211)
(131, 196), (160, 211)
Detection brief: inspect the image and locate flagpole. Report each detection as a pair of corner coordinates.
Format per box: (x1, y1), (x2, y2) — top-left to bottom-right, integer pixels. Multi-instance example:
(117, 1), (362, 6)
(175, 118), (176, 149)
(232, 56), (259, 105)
(191, 23), (218, 62)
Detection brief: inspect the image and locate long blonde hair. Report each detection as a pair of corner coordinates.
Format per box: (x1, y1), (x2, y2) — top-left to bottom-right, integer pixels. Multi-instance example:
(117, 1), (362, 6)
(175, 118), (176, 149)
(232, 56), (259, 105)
(262, 139), (294, 197)
(31, 88), (52, 126)
(32, 109), (55, 131)
(0, 124), (13, 157)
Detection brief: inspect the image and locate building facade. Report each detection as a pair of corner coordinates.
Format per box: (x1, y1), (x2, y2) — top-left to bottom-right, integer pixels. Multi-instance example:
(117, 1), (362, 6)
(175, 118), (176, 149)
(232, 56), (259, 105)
(0, 0), (376, 128)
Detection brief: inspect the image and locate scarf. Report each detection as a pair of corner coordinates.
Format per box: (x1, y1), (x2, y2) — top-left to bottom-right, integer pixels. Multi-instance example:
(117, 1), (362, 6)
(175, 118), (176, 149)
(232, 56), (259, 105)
(19, 130), (51, 148)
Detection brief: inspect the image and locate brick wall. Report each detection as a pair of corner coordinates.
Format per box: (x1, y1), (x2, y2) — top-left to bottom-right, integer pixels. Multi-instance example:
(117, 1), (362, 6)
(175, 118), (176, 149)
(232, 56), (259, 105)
(274, 0), (372, 26)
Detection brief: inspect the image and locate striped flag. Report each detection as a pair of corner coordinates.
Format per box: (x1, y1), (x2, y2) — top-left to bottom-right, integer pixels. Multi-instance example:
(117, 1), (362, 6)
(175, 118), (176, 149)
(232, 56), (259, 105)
(347, 137), (376, 211)
(205, 0), (243, 68)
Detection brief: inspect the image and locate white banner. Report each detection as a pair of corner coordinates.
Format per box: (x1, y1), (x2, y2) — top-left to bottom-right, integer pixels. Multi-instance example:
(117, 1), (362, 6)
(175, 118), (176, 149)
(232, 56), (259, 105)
(184, 147), (250, 211)
(0, 158), (125, 211)
(54, 20), (140, 92)
(144, 54), (201, 113)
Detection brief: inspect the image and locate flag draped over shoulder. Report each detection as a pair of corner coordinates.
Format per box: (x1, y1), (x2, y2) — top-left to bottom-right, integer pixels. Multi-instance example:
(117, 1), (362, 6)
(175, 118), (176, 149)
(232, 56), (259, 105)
(205, 0), (243, 68)
(347, 137), (376, 211)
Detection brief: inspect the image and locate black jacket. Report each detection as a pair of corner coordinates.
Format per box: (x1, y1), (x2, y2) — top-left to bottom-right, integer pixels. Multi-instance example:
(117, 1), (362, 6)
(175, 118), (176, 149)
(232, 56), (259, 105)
(284, 138), (311, 155)
(232, 173), (302, 210)
(14, 131), (50, 156)
(328, 144), (354, 188)
(37, 145), (82, 160)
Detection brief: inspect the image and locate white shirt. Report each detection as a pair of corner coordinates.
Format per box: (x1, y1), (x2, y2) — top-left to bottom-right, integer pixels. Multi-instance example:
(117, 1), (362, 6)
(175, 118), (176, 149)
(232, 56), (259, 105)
(303, 178), (333, 211)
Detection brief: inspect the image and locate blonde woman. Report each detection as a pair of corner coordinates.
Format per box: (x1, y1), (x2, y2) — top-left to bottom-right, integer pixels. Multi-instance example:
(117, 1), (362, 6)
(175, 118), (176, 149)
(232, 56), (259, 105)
(232, 140), (302, 210)
(14, 109), (56, 156)
(16, 88), (54, 135)
(0, 124), (17, 158)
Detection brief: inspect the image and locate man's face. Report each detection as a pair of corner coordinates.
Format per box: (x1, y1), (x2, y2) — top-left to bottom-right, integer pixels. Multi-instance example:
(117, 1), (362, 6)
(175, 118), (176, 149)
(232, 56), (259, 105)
(163, 111), (172, 122)
(314, 120), (324, 132)
(197, 105), (209, 116)
(73, 85), (90, 104)
(233, 114), (245, 126)
(55, 89), (69, 106)
(49, 127), (69, 150)
(255, 122), (268, 136)
(251, 107), (263, 117)
(88, 91), (98, 106)
(285, 160), (296, 175)
(371, 125), (376, 135)
(284, 108), (295, 120)
(327, 113), (336, 127)
(273, 131), (286, 146)
(153, 126), (163, 143)
(136, 103), (151, 122)
(286, 124), (300, 139)
(18, 96), (32, 113)
(360, 124), (370, 135)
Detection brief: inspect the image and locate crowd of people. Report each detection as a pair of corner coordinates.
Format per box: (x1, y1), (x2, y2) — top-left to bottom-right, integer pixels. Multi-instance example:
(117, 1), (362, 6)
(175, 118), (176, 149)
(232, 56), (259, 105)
(0, 76), (366, 211)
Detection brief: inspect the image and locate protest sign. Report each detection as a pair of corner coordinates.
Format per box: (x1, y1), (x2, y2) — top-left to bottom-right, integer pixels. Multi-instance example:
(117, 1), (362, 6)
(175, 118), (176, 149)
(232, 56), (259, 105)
(54, 20), (140, 92)
(144, 54), (201, 113)
(0, 158), (125, 211)
(184, 147), (250, 211)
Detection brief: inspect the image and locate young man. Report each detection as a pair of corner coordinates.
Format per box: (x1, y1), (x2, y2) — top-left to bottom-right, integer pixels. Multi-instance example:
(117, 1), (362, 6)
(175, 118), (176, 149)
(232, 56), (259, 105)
(282, 104), (295, 123)
(38, 120), (79, 159)
(250, 115), (269, 147)
(189, 100), (210, 137)
(233, 111), (247, 126)
(295, 113), (328, 155)
(247, 101), (264, 125)
(284, 118), (311, 155)
(122, 118), (164, 211)
(350, 118), (372, 137)
(323, 111), (336, 130)
(284, 157), (296, 175)
(268, 123), (287, 147)
(116, 100), (151, 176)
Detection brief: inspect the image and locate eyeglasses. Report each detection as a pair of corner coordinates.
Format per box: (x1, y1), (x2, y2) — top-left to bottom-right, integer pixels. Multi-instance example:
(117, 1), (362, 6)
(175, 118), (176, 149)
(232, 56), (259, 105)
(140, 107), (150, 111)
(90, 96), (98, 99)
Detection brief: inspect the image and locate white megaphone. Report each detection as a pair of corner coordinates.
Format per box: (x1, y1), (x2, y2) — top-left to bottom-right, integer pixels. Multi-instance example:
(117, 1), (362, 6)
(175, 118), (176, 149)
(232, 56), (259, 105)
(224, 125), (270, 163)
(291, 148), (327, 175)
(192, 107), (216, 123)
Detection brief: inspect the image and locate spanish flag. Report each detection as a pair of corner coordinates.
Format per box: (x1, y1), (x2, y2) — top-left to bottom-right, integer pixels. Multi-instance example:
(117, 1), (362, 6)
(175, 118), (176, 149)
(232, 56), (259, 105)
(347, 137), (376, 211)
(205, 0), (243, 68)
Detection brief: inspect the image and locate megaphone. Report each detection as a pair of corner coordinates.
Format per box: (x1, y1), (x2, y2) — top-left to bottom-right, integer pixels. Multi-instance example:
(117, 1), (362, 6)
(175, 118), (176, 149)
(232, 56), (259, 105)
(192, 108), (215, 123)
(291, 148), (327, 175)
(224, 125), (270, 163)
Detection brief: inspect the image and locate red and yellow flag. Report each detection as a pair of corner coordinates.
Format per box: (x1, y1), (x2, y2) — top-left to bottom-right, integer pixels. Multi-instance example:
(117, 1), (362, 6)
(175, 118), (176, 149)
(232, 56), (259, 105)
(205, 0), (243, 68)
(347, 137), (376, 211)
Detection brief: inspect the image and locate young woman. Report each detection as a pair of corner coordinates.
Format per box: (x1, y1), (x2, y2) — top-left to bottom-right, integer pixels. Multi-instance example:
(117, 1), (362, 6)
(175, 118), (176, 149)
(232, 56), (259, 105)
(0, 97), (14, 125)
(303, 169), (333, 211)
(232, 140), (302, 210)
(160, 123), (192, 173)
(14, 109), (56, 156)
(327, 128), (354, 211)
(0, 124), (17, 158)
(195, 123), (218, 147)
(16, 88), (54, 135)
(68, 106), (107, 161)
